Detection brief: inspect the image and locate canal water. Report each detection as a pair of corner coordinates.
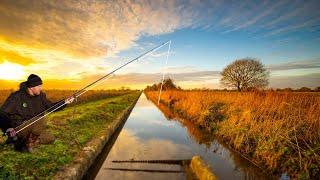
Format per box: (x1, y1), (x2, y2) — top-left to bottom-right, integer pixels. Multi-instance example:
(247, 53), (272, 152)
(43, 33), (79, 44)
(94, 93), (271, 180)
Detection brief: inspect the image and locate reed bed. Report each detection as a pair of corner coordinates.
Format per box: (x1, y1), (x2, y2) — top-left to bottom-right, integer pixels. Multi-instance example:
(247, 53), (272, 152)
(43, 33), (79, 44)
(145, 90), (320, 179)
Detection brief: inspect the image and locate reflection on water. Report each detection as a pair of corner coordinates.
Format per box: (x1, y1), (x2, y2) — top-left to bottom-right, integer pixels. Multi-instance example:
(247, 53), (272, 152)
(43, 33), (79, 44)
(95, 93), (272, 180)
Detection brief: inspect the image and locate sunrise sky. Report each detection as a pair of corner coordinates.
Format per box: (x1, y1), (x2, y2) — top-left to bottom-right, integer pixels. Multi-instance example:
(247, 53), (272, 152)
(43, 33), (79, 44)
(0, 0), (319, 90)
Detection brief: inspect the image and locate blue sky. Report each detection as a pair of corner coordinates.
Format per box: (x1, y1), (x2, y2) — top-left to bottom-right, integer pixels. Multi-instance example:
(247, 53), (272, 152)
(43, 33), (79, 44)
(113, 0), (320, 88)
(126, 27), (320, 70)
(0, 0), (319, 89)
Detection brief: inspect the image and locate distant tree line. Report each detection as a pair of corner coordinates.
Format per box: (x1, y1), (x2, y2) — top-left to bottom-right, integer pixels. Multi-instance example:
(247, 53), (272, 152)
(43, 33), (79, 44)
(144, 79), (319, 92)
(145, 78), (181, 91)
(187, 87), (320, 92)
(144, 58), (318, 92)
(272, 87), (320, 92)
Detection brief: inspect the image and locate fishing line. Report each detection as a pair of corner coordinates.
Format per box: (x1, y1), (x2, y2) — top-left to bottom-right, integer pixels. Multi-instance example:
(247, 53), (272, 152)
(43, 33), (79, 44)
(157, 40), (171, 105)
(13, 41), (171, 134)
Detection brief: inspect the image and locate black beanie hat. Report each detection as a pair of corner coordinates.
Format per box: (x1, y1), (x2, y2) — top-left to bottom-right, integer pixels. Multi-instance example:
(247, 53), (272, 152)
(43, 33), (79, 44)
(26, 74), (43, 88)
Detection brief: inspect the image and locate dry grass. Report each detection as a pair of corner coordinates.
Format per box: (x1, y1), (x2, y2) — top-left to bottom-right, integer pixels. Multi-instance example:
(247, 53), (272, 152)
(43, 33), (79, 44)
(145, 90), (320, 179)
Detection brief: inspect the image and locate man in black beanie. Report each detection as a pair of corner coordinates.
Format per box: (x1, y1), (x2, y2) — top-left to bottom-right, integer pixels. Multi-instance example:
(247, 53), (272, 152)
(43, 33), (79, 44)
(0, 74), (74, 152)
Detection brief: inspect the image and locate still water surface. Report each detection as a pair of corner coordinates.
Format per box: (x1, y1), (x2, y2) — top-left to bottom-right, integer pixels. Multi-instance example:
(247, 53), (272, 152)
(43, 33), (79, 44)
(95, 93), (271, 180)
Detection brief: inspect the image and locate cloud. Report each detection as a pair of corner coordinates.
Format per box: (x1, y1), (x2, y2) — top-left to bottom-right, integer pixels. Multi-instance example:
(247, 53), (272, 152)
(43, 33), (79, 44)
(265, 17), (320, 36)
(0, 67), (318, 90)
(1, 0), (316, 62)
(0, 0), (206, 80)
(267, 59), (320, 71)
(213, 0), (320, 36)
(223, 0), (288, 33)
(0, 0), (319, 87)
(0, 0), (195, 59)
(149, 51), (174, 58)
(0, 48), (36, 65)
(269, 73), (320, 89)
(65, 70), (221, 89)
(264, 0), (320, 28)
(164, 66), (200, 73)
(110, 70), (219, 83)
(0, 0), (318, 58)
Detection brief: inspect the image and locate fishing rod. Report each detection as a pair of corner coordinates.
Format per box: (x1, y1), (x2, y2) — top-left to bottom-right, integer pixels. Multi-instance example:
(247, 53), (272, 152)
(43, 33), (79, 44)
(12, 40), (171, 135)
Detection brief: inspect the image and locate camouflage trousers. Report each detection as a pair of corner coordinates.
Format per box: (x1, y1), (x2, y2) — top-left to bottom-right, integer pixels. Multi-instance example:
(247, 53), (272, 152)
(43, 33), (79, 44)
(15, 118), (55, 150)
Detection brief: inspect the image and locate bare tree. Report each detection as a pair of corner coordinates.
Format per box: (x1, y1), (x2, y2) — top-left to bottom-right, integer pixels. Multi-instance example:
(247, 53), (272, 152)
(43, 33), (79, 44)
(220, 58), (269, 91)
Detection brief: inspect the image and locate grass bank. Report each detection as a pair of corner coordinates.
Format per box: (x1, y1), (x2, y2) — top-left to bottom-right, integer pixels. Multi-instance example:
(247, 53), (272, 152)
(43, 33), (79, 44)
(145, 90), (320, 179)
(0, 91), (140, 178)
(0, 89), (135, 106)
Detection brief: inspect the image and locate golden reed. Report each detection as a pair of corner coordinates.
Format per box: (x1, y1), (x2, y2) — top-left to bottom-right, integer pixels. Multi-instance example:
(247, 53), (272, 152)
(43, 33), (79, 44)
(145, 90), (320, 178)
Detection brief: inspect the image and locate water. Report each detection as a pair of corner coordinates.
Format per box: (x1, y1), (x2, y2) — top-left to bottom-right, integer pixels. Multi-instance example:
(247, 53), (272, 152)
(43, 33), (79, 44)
(94, 93), (272, 180)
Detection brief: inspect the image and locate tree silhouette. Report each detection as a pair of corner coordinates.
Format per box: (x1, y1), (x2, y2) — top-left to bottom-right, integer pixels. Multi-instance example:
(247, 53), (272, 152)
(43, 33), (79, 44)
(220, 58), (269, 91)
(145, 78), (180, 91)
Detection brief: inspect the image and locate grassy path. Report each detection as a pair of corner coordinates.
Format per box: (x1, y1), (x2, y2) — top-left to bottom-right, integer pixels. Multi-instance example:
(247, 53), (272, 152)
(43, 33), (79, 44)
(0, 92), (140, 178)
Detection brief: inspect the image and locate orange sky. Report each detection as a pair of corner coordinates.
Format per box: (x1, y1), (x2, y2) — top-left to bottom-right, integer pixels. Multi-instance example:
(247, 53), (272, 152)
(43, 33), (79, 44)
(0, 0), (176, 90)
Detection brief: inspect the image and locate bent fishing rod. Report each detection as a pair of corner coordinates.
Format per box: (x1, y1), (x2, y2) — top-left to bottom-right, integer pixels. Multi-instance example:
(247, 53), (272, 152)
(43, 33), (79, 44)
(13, 40), (171, 134)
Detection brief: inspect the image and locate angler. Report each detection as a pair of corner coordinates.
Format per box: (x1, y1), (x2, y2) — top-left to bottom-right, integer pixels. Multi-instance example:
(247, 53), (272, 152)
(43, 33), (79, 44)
(0, 74), (75, 152)
(0, 41), (170, 153)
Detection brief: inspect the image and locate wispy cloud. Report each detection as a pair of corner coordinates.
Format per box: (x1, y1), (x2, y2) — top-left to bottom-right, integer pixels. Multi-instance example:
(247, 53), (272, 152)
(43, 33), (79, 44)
(269, 73), (320, 88)
(223, 0), (288, 33)
(264, 0), (319, 28)
(0, 48), (36, 65)
(87, 70), (220, 85)
(0, 0), (200, 80)
(1, 0), (317, 63)
(1, 67), (318, 89)
(0, 0), (193, 58)
(213, 0), (320, 36)
(149, 51), (174, 58)
(0, 0), (319, 86)
(268, 59), (320, 71)
(265, 18), (320, 37)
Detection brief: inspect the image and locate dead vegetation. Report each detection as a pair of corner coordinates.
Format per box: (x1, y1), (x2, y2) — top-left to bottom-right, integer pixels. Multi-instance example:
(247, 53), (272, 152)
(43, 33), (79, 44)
(145, 90), (320, 179)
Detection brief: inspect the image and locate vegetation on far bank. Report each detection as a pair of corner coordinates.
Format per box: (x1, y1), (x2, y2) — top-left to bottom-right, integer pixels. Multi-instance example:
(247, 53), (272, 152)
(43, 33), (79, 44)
(145, 89), (320, 179)
(0, 89), (137, 106)
(0, 91), (140, 178)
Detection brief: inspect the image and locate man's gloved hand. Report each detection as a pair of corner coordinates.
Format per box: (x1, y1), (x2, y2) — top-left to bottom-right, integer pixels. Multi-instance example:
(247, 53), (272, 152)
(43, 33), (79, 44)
(6, 128), (16, 137)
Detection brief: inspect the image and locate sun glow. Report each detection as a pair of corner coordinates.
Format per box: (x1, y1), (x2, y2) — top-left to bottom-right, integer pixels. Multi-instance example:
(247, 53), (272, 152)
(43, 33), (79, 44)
(0, 60), (26, 80)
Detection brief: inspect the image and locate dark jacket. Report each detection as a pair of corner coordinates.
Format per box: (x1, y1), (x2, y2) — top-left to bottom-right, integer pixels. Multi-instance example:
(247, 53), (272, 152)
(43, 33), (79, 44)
(0, 110), (11, 132)
(0, 82), (66, 129)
